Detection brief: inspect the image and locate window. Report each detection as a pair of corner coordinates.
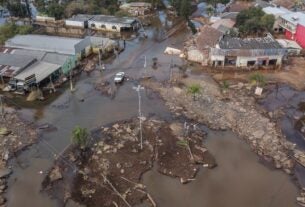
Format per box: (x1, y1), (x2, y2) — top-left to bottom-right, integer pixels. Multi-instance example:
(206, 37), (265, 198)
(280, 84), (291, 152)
(101, 25), (106, 29)
(112, 25), (117, 30)
(91, 23), (95, 28)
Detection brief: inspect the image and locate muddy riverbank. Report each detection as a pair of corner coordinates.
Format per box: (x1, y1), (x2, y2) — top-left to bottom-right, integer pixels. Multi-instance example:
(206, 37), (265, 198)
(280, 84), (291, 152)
(0, 107), (38, 206)
(43, 118), (215, 206)
(141, 75), (305, 205)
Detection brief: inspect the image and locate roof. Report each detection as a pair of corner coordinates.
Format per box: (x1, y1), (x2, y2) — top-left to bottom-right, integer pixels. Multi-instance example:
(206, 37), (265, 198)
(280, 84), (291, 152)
(196, 25), (223, 50)
(219, 35), (283, 49)
(11, 49), (47, 60)
(254, 0), (273, 8)
(276, 39), (302, 49)
(280, 12), (305, 26)
(89, 15), (136, 25)
(42, 53), (70, 65)
(14, 61), (61, 83)
(271, 0), (295, 9)
(263, 6), (291, 17)
(5, 35), (83, 55)
(120, 2), (152, 8)
(0, 53), (36, 68)
(211, 19), (235, 30)
(66, 14), (94, 22)
(220, 12), (239, 20)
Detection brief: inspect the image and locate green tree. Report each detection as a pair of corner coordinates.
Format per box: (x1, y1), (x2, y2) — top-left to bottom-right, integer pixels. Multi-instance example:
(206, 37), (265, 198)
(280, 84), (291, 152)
(46, 3), (65, 20)
(187, 84), (201, 101)
(179, 0), (191, 19)
(71, 126), (89, 149)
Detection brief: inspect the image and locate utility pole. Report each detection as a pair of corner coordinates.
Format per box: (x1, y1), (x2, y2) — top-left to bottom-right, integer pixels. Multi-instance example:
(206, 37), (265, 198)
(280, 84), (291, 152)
(69, 70), (74, 92)
(0, 95), (4, 118)
(170, 55), (173, 82)
(143, 55), (147, 76)
(132, 85), (145, 150)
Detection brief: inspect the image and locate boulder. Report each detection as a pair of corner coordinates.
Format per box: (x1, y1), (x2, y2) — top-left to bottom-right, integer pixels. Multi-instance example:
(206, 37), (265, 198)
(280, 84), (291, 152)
(49, 167), (62, 182)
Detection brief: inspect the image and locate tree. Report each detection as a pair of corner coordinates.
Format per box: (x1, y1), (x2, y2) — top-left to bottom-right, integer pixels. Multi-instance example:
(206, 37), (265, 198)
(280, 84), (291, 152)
(46, 3), (65, 20)
(236, 7), (275, 36)
(179, 0), (191, 19)
(187, 84), (201, 101)
(71, 126), (89, 149)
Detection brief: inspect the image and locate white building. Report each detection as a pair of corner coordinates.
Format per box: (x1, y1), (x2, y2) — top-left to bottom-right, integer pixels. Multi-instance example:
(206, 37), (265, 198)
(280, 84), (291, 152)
(262, 6), (291, 32)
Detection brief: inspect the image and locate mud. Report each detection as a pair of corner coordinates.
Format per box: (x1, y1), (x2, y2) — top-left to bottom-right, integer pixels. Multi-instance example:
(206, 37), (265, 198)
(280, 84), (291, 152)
(43, 118), (215, 207)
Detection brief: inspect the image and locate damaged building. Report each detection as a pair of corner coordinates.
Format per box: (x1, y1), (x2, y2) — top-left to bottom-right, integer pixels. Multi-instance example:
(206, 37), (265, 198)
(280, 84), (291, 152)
(210, 34), (286, 69)
(185, 26), (286, 69)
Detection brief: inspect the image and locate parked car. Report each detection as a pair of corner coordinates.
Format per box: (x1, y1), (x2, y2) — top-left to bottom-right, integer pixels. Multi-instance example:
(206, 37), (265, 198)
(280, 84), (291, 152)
(114, 72), (125, 84)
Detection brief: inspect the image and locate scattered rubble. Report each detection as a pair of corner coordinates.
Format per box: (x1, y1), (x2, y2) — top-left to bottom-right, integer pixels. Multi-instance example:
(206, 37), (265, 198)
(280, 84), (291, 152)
(142, 77), (305, 203)
(43, 118), (215, 206)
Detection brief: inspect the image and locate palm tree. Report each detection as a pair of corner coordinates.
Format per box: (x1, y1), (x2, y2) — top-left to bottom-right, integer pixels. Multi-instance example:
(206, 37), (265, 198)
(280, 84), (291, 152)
(221, 80), (229, 93)
(71, 126), (89, 149)
(187, 84), (201, 101)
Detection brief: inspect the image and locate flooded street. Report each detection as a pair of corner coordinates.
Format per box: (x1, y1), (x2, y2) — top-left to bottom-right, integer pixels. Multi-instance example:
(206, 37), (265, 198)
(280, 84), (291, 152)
(2, 12), (302, 207)
(143, 130), (298, 207)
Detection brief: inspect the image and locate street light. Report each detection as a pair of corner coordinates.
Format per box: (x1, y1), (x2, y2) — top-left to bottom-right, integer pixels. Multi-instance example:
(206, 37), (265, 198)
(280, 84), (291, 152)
(132, 85), (145, 150)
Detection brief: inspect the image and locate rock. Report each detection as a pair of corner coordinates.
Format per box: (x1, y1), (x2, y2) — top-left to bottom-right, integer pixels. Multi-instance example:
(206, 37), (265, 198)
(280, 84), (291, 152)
(253, 130), (265, 139)
(0, 128), (11, 136)
(0, 196), (5, 205)
(0, 169), (12, 179)
(120, 169), (125, 174)
(49, 167), (62, 182)
(116, 163), (122, 169)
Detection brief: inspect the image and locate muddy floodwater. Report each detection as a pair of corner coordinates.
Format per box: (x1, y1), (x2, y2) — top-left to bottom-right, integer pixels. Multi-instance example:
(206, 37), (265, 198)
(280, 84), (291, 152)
(143, 130), (298, 207)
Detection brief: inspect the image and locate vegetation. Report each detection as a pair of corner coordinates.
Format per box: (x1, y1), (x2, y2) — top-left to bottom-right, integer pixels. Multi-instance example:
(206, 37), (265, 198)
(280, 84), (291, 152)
(249, 72), (266, 87)
(71, 126), (89, 149)
(170, 0), (192, 19)
(206, 0), (230, 8)
(221, 80), (229, 93)
(236, 7), (275, 36)
(187, 84), (201, 101)
(0, 23), (33, 45)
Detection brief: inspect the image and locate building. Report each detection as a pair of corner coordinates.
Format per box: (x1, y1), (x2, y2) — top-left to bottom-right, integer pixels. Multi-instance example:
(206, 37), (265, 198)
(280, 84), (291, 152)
(120, 2), (152, 16)
(279, 12), (305, 48)
(210, 34), (286, 68)
(88, 15), (139, 32)
(0, 53), (37, 78)
(262, 6), (291, 32)
(186, 25), (223, 65)
(271, 0), (295, 10)
(211, 18), (235, 34)
(65, 15), (94, 29)
(12, 61), (62, 90)
(276, 39), (302, 56)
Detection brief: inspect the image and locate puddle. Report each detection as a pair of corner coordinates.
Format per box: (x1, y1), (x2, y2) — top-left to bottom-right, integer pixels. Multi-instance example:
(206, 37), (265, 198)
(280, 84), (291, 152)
(142, 130), (298, 207)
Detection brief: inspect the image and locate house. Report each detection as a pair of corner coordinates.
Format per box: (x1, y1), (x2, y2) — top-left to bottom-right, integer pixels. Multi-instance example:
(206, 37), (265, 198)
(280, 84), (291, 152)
(276, 39), (302, 56)
(271, 0), (295, 10)
(65, 15), (94, 29)
(211, 18), (235, 34)
(120, 2), (152, 16)
(279, 12), (305, 48)
(254, 0), (273, 8)
(263, 6), (291, 32)
(0, 53), (37, 78)
(210, 34), (286, 68)
(186, 25), (223, 65)
(88, 15), (139, 32)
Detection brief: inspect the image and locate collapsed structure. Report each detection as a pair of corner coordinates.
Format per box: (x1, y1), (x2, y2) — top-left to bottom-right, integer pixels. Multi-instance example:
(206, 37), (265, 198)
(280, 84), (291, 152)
(186, 25), (286, 69)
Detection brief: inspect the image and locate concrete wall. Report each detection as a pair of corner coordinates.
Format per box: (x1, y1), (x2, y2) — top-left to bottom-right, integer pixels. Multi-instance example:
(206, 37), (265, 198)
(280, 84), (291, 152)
(88, 21), (124, 32)
(65, 20), (85, 28)
(45, 26), (85, 37)
(236, 55), (282, 67)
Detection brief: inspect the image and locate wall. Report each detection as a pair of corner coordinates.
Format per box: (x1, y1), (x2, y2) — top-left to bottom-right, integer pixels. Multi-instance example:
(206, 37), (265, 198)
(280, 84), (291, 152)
(88, 21), (124, 32)
(65, 20), (84, 28)
(296, 24), (305, 48)
(285, 29), (295, 40)
(236, 55), (282, 67)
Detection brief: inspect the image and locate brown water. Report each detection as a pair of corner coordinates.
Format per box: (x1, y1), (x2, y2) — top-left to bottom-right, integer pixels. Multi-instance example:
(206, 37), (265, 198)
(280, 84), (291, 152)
(143, 130), (298, 207)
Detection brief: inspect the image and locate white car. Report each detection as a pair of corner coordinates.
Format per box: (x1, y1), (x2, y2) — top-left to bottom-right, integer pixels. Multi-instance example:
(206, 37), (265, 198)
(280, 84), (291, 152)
(114, 72), (125, 83)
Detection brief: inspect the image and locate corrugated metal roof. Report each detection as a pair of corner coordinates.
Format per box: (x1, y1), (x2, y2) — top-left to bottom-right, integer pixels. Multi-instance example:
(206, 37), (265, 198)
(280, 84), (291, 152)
(66, 14), (94, 22)
(11, 49), (47, 60)
(42, 53), (70, 65)
(14, 61), (61, 83)
(0, 53), (36, 67)
(263, 6), (291, 16)
(219, 35), (283, 49)
(5, 35), (83, 55)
